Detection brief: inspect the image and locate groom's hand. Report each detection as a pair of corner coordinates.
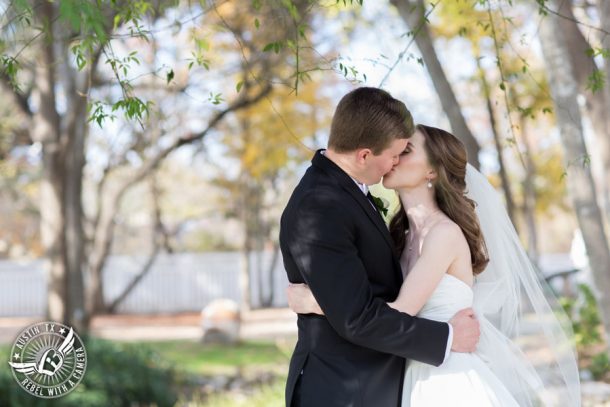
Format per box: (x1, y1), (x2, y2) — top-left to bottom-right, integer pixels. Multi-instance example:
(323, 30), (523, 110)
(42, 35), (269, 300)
(448, 308), (480, 353)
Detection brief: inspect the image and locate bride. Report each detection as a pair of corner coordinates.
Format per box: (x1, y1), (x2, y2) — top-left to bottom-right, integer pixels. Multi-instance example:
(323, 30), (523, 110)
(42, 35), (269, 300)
(286, 124), (581, 406)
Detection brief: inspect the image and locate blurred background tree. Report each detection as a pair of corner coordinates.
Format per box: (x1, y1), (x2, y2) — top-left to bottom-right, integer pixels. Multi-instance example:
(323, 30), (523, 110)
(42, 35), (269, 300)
(0, 0), (609, 390)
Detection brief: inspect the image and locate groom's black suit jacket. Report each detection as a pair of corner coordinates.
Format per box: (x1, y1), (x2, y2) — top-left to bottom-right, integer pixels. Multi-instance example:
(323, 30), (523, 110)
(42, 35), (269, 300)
(280, 150), (449, 407)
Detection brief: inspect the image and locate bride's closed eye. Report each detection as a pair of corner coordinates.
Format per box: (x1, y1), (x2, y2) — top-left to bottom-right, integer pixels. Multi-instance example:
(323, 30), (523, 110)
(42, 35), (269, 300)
(401, 142), (413, 155)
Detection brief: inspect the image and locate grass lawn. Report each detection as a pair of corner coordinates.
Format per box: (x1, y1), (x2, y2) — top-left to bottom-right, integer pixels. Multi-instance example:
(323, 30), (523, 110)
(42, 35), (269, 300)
(143, 338), (293, 376)
(1, 338), (294, 375)
(198, 378), (286, 407)
(1, 337), (293, 406)
(143, 338), (292, 406)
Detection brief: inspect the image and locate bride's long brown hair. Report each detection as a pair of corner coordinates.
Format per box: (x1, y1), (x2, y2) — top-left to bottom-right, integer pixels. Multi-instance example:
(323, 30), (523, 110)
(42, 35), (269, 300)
(389, 124), (489, 275)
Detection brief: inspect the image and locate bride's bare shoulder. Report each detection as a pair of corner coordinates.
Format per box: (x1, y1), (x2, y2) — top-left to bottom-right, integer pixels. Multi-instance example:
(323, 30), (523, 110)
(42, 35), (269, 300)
(423, 219), (465, 250)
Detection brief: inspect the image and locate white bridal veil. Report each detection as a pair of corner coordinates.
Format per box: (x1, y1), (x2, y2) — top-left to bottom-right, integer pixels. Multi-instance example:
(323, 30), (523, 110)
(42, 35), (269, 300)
(466, 164), (581, 406)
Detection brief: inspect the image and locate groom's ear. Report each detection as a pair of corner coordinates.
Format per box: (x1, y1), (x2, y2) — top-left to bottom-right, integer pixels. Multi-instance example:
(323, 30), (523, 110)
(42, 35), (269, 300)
(355, 148), (373, 164)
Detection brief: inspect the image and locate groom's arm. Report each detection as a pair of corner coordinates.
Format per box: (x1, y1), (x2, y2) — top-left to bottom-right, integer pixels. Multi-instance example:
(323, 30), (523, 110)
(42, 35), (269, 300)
(285, 191), (449, 367)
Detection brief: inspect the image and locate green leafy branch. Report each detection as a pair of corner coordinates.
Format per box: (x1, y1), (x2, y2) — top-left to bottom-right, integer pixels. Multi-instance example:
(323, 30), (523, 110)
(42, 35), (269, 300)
(560, 154), (593, 180)
(338, 61), (366, 83)
(586, 70), (606, 94)
(483, 0), (528, 169)
(0, 55), (21, 91)
(95, 43), (152, 128)
(187, 37), (211, 70)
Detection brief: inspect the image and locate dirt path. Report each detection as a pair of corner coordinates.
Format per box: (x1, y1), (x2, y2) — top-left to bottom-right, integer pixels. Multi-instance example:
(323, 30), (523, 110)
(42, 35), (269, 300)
(0, 308), (297, 344)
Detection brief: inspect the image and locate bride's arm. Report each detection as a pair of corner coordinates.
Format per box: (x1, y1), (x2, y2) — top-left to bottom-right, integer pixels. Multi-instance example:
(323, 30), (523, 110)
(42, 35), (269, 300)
(286, 283), (324, 315)
(388, 222), (461, 315)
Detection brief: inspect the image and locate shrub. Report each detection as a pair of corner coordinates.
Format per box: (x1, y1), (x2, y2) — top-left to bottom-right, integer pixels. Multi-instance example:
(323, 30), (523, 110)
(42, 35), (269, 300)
(590, 352), (610, 381)
(560, 283), (602, 347)
(1, 338), (178, 407)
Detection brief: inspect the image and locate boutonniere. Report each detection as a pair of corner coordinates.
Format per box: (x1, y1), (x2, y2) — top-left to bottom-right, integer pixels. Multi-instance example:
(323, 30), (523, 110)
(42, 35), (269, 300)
(370, 195), (389, 217)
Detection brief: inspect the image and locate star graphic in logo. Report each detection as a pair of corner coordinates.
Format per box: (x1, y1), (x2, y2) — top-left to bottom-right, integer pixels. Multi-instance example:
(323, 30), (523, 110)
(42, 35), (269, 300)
(59, 328), (66, 335)
(13, 353), (19, 360)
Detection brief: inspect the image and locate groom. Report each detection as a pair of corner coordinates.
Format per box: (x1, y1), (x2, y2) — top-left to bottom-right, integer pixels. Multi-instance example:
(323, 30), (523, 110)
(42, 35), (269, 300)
(279, 87), (480, 406)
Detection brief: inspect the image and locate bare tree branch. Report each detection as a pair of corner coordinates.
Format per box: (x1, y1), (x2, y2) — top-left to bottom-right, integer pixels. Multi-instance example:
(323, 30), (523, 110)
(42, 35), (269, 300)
(539, 1), (610, 36)
(122, 82), (273, 193)
(106, 174), (165, 313)
(86, 82), (272, 315)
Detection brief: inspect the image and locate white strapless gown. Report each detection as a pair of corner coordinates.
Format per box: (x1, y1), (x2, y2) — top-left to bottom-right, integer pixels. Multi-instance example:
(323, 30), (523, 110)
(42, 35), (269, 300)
(402, 274), (519, 406)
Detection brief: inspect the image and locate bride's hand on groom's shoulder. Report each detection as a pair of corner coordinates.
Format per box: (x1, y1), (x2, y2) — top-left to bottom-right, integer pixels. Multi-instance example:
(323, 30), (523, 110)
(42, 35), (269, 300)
(286, 283), (324, 315)
(448, 308), (480, 353)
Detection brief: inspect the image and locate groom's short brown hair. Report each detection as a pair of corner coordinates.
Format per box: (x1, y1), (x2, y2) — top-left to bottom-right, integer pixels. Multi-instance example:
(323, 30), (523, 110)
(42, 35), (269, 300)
(328, 87), (414, 154)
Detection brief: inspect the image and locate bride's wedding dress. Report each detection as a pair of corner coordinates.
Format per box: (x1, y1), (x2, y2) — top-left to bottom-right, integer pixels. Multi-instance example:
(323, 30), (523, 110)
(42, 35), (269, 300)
(402, 164), (580, 407)
(402, 274), (519, 406)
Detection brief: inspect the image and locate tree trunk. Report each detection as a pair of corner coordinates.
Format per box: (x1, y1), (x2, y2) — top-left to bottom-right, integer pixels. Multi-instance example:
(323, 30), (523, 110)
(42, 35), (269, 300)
(390, 0), (481, 168)
(540, 6), (610, 353)
(62, 103), (87, 332)
(519, 117), (540, 263)
(61, 44), (89, 333)
(600, 0), (610, 220)
(34, 0), (91, 333)
(239, 102), (254, 313)
(33, 1), (68, 326)
(240, 242), (252, 314)
(256, 248), (264, 308)
(557, 2), (610, 222)
(239, 153), (253, 313)
(253, 189), (266, 309)
(263, 243), (280, 307)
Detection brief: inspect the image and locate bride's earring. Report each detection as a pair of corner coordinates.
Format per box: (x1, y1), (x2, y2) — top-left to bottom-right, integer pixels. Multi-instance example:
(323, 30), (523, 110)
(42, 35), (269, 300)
(427, 179), (432, 189)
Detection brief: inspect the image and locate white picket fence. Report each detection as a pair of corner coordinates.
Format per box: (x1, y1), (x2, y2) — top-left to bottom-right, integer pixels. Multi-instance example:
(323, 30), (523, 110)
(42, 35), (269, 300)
(0, 252), (580, 318)
(0, 252), (289, 317)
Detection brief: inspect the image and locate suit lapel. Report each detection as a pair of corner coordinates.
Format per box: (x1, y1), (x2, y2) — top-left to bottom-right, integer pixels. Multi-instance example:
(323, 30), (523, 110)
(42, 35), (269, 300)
(311, 150), (396, 252)
(343, 184), (396, 250)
